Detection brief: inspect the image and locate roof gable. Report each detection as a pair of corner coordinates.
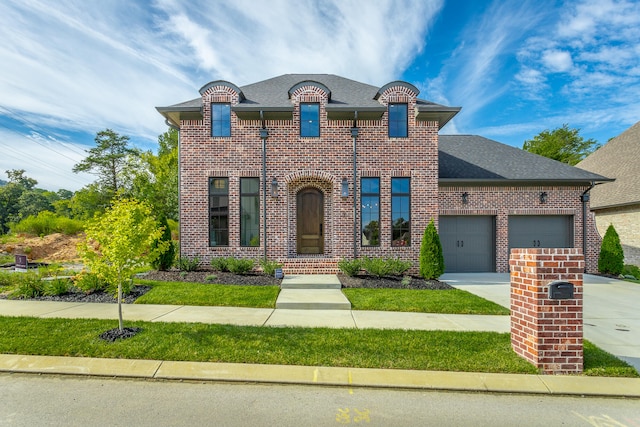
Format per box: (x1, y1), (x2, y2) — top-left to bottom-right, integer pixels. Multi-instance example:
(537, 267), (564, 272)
(576, 121), (640, 208)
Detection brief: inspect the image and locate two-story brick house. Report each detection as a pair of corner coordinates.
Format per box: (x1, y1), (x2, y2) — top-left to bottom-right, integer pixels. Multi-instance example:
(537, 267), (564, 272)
(157, 74), (609, 274)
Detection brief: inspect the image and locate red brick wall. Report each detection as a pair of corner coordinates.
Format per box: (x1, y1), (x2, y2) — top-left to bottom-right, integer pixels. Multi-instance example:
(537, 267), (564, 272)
(439, 186), (600, 273)
(510, 248), (584, 374)
(179, 82), (439, 273)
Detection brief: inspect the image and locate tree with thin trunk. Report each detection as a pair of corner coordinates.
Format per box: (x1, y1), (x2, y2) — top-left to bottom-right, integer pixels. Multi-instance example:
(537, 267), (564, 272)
(79, 198), (168, 331)
(73, 129), (140, 196)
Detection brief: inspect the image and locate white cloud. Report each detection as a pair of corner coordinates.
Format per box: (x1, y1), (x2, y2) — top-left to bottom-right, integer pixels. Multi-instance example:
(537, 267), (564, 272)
(541, 50), (574, 72)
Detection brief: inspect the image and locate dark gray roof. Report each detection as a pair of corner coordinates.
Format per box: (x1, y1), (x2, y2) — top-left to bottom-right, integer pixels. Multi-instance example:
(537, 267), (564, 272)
(576, 121), (640, 209)
(157, 74), (460, 127)
(439, 135), (611, 184)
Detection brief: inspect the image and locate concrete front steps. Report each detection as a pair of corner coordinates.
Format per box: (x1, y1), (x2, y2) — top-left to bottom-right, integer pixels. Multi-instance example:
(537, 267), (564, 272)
(276, 274), (351, 310)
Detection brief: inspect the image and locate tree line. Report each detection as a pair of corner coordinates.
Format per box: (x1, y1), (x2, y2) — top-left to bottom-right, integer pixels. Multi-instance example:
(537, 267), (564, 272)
(0, 128), (178, 234)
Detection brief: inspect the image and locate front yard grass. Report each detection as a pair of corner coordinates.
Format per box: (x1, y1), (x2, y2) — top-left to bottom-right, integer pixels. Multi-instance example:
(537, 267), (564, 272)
(134, 280), (279, 308)
(0, 316), (636, 377)
(343, 288), (509, 315)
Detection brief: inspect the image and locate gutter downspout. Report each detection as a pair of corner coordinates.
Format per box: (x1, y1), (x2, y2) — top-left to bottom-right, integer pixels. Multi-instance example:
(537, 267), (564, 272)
(351, 112), (359, 260)
(581, 181), (596, 273)
(165, 119), (181, 261)
(260, 111), (269, 262)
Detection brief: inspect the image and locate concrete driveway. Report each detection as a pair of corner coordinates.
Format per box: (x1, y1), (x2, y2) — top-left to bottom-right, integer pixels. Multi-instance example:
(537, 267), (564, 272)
(441, 273), (640, 372)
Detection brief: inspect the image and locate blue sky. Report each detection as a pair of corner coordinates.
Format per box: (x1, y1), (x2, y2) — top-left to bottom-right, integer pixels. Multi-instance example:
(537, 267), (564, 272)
(1, 0), (639, 191)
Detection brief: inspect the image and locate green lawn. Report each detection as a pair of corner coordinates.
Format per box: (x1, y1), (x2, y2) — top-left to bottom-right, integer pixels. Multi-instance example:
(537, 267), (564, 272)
(134, 280), (279, 308)
(0, 316), (636, 377)
(343, 288), (509, 315)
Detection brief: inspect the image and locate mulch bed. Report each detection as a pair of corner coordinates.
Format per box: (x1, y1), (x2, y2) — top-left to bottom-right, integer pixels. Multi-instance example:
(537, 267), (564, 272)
(142, 269), (281, 286)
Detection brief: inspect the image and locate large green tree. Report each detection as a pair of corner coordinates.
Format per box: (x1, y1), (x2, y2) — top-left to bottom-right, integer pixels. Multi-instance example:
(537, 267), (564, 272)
(73, 129), (140, 196)
(523, 124), (599, 165)
(79, 198), (169, 331)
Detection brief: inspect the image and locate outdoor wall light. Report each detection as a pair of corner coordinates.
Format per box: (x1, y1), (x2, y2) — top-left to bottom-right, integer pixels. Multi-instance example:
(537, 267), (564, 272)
(540, 192), (548, 204)
(462, 192), (469, 204)
(271, 177), (278, 197)
(341, 178), (349, 198)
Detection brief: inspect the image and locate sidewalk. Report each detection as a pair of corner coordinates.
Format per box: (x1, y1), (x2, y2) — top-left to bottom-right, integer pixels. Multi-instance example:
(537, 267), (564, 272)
(1, 298), (639, 397)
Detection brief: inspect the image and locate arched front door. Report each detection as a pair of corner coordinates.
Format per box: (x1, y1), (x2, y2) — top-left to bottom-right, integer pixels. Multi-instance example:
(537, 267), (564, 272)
(297, 188), (324, 254)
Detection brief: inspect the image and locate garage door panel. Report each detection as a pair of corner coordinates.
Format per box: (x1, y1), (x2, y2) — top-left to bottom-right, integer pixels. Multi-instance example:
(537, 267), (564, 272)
(440, 216), (495, 273)
(508, 216), (573, 250)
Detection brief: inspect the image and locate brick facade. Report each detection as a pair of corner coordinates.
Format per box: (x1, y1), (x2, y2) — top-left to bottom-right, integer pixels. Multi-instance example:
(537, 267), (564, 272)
(169, 75), (603, 274)
(510, 248), (584, 374)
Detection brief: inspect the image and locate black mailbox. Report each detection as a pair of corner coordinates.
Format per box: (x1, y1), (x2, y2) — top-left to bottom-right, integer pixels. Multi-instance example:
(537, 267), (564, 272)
(549, 281), (574, 300)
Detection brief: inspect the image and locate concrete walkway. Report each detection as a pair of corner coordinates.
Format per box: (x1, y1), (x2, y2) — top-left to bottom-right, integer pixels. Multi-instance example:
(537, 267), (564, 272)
(1, 273), (639, 397)
(442, 272), (640, 372)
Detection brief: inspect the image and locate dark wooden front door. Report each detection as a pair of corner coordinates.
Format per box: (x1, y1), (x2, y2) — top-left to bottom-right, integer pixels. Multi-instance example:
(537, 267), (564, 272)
(297, 188), (324, 254)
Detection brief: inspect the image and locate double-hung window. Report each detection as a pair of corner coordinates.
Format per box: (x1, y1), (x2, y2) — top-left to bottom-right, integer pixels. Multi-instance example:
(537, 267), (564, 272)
(300, 103), (320, 137)
(240, 178), (260, 247)
(211, 103), (231, 137)
(388, 103), (408, 138)
(391, 177), (410, 246)
(209, 177), (229, 246)
(361, 178), (380, 246)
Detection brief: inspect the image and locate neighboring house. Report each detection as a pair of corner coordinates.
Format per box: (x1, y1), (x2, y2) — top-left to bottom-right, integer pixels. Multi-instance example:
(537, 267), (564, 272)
(577, 121), (640, 266)
(157, 74), (609, 274)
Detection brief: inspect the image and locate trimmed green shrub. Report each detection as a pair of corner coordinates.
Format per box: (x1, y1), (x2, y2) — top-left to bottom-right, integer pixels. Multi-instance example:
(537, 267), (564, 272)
(387, 258), (413, 276)
(43, 278), (72, 296)
(151, 216), (175, 271)
(598, 224), (624, 275)
(622, 264), (640, 280)
(338, 258), (362, 277)
(259, 258), (283, 276)
(177, 256), (200, 272)
(361, 256), (393, 278)
(211, 257), (230, 272)
(226, 258), (255, 275)
(420, 219), (444, 280)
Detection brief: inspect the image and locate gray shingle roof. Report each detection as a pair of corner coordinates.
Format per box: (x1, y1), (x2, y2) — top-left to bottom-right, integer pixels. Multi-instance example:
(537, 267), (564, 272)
(157, 74), (460, 126)
(576, 121), (640, 209)
(439, 135), (611, 183)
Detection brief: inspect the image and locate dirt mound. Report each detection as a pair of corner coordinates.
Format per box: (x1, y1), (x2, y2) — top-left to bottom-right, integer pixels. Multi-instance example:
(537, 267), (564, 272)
(0, 233), (83, 262)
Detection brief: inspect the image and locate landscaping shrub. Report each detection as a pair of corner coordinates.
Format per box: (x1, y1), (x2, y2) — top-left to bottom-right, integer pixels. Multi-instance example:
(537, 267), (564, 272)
(361, 256), (393, 278)
(259, 258), (283, 276)
(150, 215), (175, 271)
(210, 257), (230, 272)
(419, 219), (444, 280)
(43, 278), (72, 296)
(338, 258), (362, 277)
(622, 264), (640, 280)
(0, 271), (19, 287)
(387, 257), (413, 276)
(598, 224), (624, 275)
(177, 256), (200, 272)
(74, 271), (108, 294)
(8, 273), (44, 299)
(226, 257), (255, 275)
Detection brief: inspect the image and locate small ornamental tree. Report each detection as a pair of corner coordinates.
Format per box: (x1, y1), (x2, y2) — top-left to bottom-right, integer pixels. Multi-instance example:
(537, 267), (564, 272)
(79, 198), (169, 331)
(151, 215), (175, 271)
(420, 219), (444, 280)
(598, 224), (624, 276)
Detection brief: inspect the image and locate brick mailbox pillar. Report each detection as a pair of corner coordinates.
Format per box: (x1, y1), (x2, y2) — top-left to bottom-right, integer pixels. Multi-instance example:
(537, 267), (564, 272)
(510, 248), (584, 374)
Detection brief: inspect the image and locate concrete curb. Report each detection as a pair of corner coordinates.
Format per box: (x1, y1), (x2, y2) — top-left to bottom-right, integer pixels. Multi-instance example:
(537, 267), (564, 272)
(2, 354), (639, 398)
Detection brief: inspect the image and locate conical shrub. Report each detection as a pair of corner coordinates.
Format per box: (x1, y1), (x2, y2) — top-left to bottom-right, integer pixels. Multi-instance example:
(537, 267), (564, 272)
(598, 224), (624, 275)
(420, 219), (444, 279)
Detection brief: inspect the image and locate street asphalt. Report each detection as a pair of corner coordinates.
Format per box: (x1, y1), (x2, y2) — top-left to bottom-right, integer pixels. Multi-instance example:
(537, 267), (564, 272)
(0, 273), (638, 397)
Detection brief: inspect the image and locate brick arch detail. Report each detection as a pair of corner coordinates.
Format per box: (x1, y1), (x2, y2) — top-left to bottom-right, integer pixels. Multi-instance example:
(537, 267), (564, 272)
(285, 172), (337, 258)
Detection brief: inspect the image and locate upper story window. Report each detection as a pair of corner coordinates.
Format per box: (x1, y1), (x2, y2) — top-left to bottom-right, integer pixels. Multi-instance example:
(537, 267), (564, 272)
(388, 103), (408, 138)
(211, 103), (231, 137)
(300, 103), (320, 137)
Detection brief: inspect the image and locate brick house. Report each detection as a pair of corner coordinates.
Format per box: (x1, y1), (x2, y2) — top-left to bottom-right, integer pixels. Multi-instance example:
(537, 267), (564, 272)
(577, 121), (640, 266)
(157, 74), (609, 274)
